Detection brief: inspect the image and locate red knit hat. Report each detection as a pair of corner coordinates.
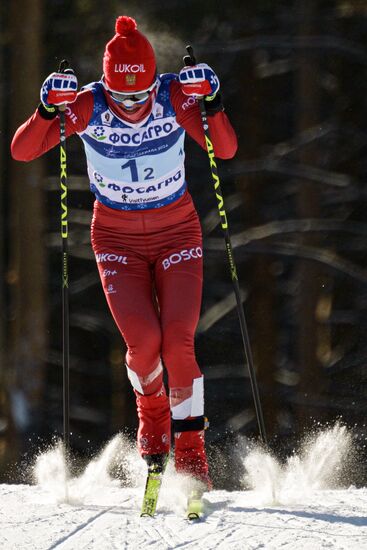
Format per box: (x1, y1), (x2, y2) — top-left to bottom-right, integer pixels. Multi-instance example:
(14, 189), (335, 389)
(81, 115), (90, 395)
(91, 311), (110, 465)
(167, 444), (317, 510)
(103, 16), (156, 93)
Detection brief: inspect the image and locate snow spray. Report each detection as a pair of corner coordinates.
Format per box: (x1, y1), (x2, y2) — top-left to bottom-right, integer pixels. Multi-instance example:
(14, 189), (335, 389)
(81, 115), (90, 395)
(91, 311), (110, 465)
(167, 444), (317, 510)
(33, 433), (143, 505)
(32, 432), (190, 511)
(33, 441), (69, 503)
(242, 423), (352, 505)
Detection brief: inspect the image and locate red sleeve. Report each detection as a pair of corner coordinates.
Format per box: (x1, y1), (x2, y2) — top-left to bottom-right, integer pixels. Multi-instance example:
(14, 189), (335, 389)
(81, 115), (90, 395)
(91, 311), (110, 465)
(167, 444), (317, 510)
(169, 80), (238, 160)
(11, 89), (94, 162)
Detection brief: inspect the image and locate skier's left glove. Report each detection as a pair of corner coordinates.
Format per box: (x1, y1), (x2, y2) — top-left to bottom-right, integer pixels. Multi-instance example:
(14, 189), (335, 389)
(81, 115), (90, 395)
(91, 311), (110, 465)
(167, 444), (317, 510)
(179, 63), (220, 99)
(179, 63), (223, 114)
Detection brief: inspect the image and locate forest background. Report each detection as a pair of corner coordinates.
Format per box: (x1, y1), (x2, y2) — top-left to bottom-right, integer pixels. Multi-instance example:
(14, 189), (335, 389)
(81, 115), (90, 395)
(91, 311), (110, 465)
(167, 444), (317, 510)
(1, 0), (367, 487)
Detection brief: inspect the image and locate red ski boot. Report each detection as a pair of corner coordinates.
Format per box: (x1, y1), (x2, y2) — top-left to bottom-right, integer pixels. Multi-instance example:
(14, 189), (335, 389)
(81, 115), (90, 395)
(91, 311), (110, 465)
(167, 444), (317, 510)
(136, 385), (171, 457)
(173, 416), (212, 490)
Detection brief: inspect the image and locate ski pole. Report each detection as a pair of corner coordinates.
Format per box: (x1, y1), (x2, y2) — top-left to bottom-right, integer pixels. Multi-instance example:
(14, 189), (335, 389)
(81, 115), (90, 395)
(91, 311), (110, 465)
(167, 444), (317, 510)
(59, 59), (71, 451)
(183, 46), (268, 445)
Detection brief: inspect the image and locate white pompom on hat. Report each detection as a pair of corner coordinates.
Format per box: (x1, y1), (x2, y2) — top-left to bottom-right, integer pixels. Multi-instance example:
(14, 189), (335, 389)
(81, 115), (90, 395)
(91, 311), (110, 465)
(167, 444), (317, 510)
(103, 16), (156, 92)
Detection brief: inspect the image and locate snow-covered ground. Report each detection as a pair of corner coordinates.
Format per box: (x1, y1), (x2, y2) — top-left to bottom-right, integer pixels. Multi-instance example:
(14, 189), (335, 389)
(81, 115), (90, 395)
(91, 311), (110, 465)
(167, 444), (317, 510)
(1, 425), (366, 549)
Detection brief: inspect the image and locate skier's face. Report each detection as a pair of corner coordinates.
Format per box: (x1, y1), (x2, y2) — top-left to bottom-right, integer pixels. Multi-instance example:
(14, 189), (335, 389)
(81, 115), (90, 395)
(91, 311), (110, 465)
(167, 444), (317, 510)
(105, 79), (157, 110)
(112, 94), (149, 110)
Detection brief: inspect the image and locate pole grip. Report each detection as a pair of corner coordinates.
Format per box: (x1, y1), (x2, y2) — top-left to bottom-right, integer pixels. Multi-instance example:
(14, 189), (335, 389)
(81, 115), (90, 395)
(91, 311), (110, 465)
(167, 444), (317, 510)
(59, 59), (69, 73)
(58, 59), (74, 112)
(183, 45), (196, 67)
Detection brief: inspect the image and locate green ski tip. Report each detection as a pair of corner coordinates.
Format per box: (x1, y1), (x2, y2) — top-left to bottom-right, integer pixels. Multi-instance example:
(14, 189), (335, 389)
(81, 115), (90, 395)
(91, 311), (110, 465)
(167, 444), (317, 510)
(140, 454), (169, 517)
(140, 472), (162, 517)
(187, 490), (204, 520)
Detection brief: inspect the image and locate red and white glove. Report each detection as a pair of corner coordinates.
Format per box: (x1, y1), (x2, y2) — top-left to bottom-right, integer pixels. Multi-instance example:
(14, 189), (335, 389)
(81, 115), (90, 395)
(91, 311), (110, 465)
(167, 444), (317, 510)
(40, 71), (78, 107)
(179, 63), (220, 98)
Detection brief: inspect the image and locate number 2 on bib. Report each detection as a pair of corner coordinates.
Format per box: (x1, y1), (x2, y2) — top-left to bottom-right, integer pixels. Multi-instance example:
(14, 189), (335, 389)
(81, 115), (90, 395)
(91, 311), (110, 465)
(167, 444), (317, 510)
(121, 160), (154, 182)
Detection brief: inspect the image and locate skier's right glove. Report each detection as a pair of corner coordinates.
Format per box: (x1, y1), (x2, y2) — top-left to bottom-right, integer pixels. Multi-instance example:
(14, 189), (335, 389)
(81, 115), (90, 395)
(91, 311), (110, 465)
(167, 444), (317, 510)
(39, 71), (78, 119)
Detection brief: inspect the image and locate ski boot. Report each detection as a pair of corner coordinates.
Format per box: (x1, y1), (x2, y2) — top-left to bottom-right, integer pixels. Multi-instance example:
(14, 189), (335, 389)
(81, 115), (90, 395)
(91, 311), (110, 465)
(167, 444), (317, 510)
(135, 384), (171, 457)
(173, 416), (212, 491)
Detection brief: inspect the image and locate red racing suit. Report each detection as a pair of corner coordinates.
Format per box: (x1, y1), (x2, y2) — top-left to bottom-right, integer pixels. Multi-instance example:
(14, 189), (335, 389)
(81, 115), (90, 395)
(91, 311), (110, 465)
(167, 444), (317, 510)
(11, 75), (237, 464)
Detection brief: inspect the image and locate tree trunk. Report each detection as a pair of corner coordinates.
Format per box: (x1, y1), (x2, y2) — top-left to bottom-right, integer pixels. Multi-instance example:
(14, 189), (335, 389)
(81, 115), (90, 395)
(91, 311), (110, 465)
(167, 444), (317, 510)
(295, 0), (326, 428)
(236, 48), (278, 437)
(7, 0), (47, 451)
(0, 1), (8, 478)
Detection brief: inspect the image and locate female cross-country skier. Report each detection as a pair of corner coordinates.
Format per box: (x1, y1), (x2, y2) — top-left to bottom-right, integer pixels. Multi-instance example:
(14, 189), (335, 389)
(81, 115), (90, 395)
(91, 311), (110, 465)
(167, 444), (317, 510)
(11, 16), (238, 489)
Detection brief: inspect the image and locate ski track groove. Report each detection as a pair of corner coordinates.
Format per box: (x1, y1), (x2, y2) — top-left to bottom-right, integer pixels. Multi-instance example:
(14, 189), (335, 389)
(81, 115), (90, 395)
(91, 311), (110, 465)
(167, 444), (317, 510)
(46, 506), (116, 549)
(48, 496), (136, 550)
(67, 511), (129, 550)
(214, 512), (367, 550)
(0, 509), (72, 528)
(192, 518), (240, 550)
(140, 515), (188, 549)
(1, 485), (367, 549)
(161, 516), (188, 548)
(160, 515), (225, 550)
